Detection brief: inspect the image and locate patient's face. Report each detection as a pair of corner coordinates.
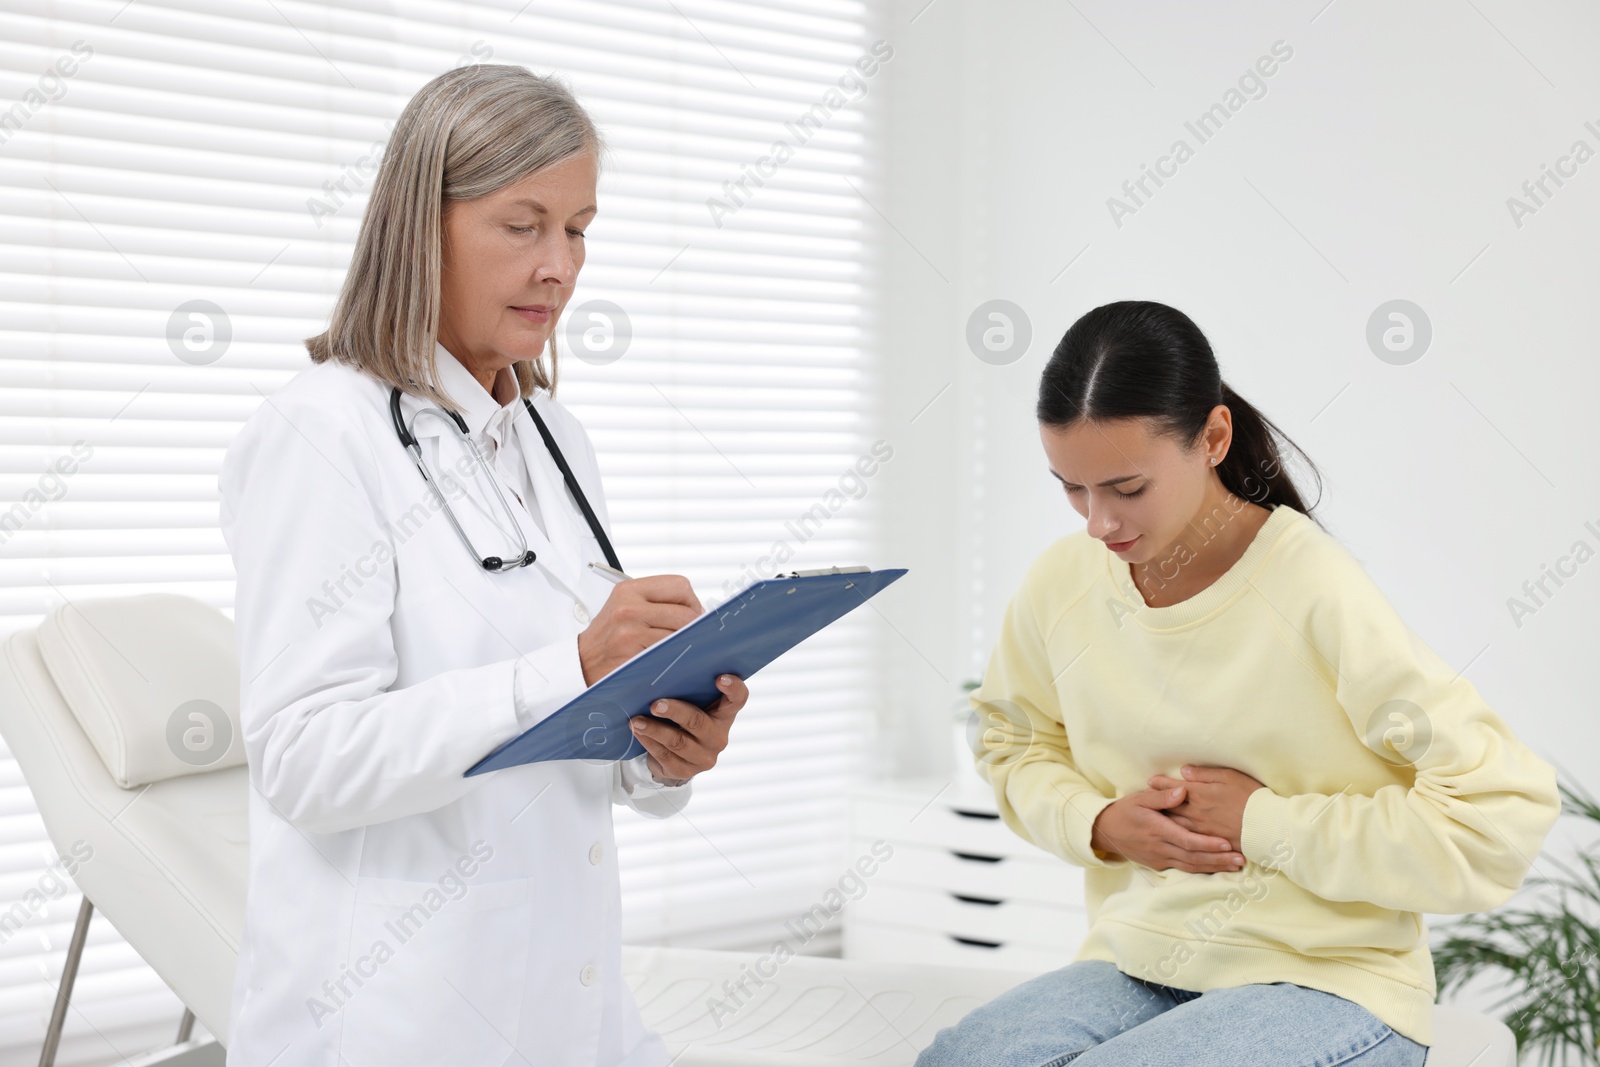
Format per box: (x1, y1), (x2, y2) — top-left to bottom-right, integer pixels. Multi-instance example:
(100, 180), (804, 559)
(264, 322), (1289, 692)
(1039, 417), (1218, 565)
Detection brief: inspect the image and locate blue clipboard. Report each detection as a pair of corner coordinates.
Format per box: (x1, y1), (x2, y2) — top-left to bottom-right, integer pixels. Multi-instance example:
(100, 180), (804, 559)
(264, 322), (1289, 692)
(465, 567), (908, 775)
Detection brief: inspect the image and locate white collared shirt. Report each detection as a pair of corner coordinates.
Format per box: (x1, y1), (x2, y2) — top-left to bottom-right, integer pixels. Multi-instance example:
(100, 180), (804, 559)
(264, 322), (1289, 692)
(431, 344), (680, 794)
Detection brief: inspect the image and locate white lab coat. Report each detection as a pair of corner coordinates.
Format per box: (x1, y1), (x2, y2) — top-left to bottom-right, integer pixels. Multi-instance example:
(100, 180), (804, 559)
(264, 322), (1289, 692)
(217, 351), (687, 1066)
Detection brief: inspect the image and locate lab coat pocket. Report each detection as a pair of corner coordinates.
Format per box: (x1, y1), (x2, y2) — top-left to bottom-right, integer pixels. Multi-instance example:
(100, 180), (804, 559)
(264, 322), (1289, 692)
(339, 875), (534, 1065)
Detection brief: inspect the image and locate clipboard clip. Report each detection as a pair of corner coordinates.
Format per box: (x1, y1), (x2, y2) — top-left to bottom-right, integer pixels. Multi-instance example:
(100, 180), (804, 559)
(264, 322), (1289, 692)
(780, 565), (871, 578)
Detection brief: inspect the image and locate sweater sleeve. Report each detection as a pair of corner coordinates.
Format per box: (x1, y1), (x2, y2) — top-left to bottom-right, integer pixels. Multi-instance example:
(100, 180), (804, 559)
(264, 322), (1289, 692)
(973, 570), (1127, 870)
(1240, 547), (1561, 914)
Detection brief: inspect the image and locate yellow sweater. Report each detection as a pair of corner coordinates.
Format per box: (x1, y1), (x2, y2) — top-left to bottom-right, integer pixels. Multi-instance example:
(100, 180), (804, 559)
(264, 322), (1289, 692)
(971, 503), (1560, 1046)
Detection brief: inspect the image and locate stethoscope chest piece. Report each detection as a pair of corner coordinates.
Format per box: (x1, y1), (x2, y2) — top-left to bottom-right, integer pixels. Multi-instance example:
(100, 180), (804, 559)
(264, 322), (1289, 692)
(484, 549), (538, 571)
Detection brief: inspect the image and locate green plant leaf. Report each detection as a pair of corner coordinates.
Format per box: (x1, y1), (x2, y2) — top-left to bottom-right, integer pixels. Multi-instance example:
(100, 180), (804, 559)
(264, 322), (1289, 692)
(1428, 765), (1600, 1066)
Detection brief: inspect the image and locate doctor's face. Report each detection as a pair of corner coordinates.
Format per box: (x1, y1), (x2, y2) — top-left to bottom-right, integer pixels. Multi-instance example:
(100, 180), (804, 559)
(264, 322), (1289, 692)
(437, 151), (598, 376)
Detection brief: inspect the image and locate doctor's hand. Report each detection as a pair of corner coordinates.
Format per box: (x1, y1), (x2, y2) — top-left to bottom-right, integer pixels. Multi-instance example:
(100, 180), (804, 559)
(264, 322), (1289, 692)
(1146, 765), (1267, 856)
(1089, 783), (1246, 874)
(629, 674), (749, 782)
(578, 575), (703, 685)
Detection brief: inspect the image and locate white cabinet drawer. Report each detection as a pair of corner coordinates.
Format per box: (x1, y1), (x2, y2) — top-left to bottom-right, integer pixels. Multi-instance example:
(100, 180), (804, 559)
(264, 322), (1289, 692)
(844, 921), (1074, 975)
(851, 795), (1055, 861)
(858, 838), (1084, 909)
(853, 882), (1089, 952)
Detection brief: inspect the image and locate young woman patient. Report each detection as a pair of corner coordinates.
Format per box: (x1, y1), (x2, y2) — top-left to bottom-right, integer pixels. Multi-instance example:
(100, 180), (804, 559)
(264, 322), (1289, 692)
(916, 300), (1560, 1067)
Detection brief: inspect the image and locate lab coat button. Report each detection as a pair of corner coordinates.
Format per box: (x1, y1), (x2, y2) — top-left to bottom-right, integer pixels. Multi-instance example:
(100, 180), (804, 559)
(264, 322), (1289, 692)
(573, 602), (590, 624)
(579, 963), (597, 986)
(588, 842), (603, 865)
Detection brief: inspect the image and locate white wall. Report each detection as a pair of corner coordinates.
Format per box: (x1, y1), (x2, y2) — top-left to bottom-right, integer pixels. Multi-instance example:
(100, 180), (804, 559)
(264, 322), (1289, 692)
(869, 0), (1598, 899)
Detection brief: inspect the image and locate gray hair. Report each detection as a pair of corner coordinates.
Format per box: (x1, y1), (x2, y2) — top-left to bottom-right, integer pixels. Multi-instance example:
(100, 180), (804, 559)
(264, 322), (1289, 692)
(306, 64), (606, 408)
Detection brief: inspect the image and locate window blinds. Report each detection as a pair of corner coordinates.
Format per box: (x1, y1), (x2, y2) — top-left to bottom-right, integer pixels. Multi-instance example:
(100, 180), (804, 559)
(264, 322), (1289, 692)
(0, 0), (884, 1061)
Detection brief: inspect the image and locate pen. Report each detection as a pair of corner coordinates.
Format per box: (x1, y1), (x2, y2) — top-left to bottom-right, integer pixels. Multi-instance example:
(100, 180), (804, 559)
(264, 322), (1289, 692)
(588, 562), (634, 584)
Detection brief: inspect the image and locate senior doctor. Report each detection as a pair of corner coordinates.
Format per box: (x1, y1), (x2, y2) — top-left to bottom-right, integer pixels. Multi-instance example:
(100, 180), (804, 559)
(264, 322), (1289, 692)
(217, 65), (748, 1066)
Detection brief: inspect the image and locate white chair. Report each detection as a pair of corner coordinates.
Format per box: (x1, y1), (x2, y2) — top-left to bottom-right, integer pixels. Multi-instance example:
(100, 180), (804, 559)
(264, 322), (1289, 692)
(0, 594), (1519, 1067)
(0, 594), (245, 1065)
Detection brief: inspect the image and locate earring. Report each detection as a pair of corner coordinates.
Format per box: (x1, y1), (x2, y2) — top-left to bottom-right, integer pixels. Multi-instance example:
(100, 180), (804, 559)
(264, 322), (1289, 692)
(1210, 457), (1218, 465)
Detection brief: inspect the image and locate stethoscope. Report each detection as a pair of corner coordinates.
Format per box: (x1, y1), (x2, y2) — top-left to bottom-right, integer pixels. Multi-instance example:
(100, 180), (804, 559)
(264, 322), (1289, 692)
(388, 386), (622, 574)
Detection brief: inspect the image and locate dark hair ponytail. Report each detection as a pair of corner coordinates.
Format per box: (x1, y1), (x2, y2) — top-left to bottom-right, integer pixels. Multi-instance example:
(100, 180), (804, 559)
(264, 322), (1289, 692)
(1036, 300), (1323, 519)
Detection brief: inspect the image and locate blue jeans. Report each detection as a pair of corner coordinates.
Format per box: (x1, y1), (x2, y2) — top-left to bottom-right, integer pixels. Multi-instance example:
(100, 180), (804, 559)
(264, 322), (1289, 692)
(915, 960), (1429, 1067)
